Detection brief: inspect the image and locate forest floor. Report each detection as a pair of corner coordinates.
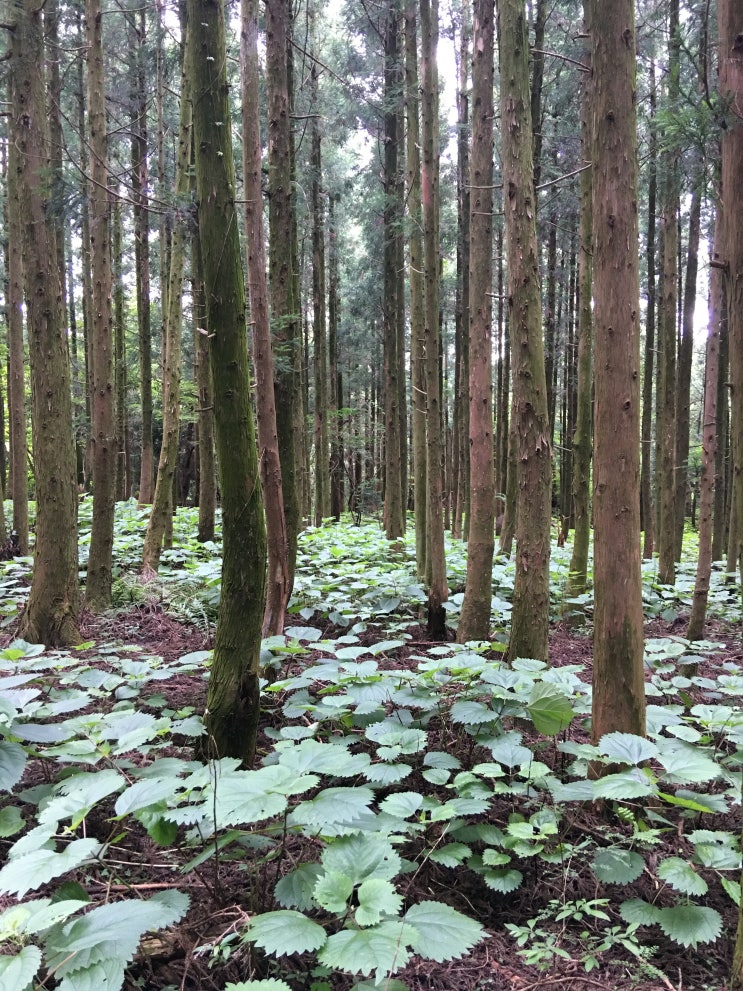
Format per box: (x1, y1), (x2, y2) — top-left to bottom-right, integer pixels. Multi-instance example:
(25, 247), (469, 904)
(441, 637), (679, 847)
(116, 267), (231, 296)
(46, 602), (739, 991)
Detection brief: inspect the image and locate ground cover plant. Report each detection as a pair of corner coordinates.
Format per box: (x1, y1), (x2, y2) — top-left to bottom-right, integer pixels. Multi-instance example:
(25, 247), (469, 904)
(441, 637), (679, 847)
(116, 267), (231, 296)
(0, 502), (741, 991)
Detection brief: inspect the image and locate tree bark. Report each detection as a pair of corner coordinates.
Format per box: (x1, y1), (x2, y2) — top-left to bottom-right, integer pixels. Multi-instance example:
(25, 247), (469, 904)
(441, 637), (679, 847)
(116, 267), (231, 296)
(590, 0), (645, 741)
(193, 231), (216, 543)
(13, 0), (80, 647)
(242, 0), (290, 638)
(85, 0), (117, 610)
(641, 64), (657, 559)
(458, 0), (494, 644)
(498, 0), (552, 663)
(420, 0), (448, 639)
(189, 0), (267, 765)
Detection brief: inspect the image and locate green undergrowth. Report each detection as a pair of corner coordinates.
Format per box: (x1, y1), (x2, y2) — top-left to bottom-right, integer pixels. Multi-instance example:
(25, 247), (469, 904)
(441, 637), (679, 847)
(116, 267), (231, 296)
(0, 504), (740, 990)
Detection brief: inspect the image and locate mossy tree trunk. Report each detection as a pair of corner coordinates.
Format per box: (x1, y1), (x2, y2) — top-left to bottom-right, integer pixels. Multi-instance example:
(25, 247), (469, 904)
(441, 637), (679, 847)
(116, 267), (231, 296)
(13, 0), (80, 647)
(193, 231), (216, 544)
(189, 0), (267, 764)
(640, 64), (657, 560)
(590, 0), (645, 742)
(242, 0), (290, 638)
(498, 0), (552, 663)
(457, 0), (494, 644)
(85, 0), (117, 611)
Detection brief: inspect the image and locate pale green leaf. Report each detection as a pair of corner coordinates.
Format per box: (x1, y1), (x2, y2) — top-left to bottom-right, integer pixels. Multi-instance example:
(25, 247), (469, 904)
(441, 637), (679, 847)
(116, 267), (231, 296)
(0, 838), (102, 898)
(657, 857), (708, 896)
(482, 868), (523, 893)
(619, 898), (662, 927)
(364, 762), (411, 785)
(289, 786), (375, 828)
(247, 910), (327, 956)
(0, 741), (26, 792)
(314, 871), (354, 913)
(350, 981), (408, 991)
(274, 864), (322, 911)
(656, 905), (722, 948)
(429, 843), (472, 867)
(598, 732), (658, 765)
(486, 732), (531, 768)
(0, 945), (41, 991)
(658, 747), (721, 785)
(721, 877), (741, 906)
(404, 900), (486, 962)
(225, 981), (292, 991)
(379, 792), (423, 819)
(450, 700), (496, 726)
(591, 849), (645, 884)
(0, 806), (24, 837)
(356, 879), (403, 926)
(318, 921), (417, 977)
(322, 834), (401, 885)
(593, 769), (657, 800)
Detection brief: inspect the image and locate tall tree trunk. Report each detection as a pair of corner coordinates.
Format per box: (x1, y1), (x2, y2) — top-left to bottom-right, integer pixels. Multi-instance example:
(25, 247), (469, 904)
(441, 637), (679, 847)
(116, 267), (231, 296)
(189, 0), (266, 765)
(590, 0), (645, 741)
(242, 0), (290, 638)
(132, 8), (154, 505)
(457, 0), (494, 644)
(406, 0), (427, 580)
(13, 0), (80, 647)
(6, 125), (28, 554)
(674, 185), (702, 560)
(420, 0), (447, 639)
(499, 0), (552, 663)
(328, 194), (344, 521)
(266, 0), (300, 582)
(641, 63), (657, 559)
(566, 4), (592, 602)
(712, 260), (729, 561)
(193, 231), (216, 543)
(383, 0), (405, 540)
(657, 0), (680, 586)
(687, 206), (722, 641)
(113, 191), (129, 502)
(142, 38), (192, 576)
(86, 0), (117, 610)
(529, 0), (547, 192)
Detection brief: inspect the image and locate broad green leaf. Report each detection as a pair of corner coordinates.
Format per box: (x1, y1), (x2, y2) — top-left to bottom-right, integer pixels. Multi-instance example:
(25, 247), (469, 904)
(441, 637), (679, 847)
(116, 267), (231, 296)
(598, 732), (658, 765)
(322, 834), (401, 885)
(0, 806), (24, 837)
(318, 921), (417, 977)
(591, 849), (645, 884)
(657, 857), (708, 896)
(527, 683), (573, 736)
(593, 769), (657, 800)
(658, 746), (721, 785)
(0, 898), (86, 938)
(482, 868), (523, 893)
(656, 905), (722, 949)
(0, 741), (26, 792)
(289, 786), (375, 828)
(404, 900), (486, 962)
(0, 945), (41, 991)
(450, 700), (496, 726)
(619, 898), (662, 927)
(356, 879), (403, 926)
(364, 762), (411, 785)
(0, 838), (102, 898)
(429, 843), (472, 867)
(225, 982), (292, 991)
(39, 769), (125, 827)
(350, 981), (408, 991)
(379, 792), (423, 819)
(486, 732), (531, 769)
(423, 751), (461, 770)
(314, 871), (354, 913)
(722, 877), (741, 906)
(247, 910), (327, 956)
(275, 864), (323, 911)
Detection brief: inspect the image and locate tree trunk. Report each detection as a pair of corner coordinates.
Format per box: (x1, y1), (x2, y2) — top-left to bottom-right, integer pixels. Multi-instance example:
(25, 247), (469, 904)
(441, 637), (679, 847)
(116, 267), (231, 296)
(189, 0), (267, 765)
(712, 266), (729, 562)
(142, 36), (192, 576)
(687, 207), (722, 642)
(674, 186), (702, 560)
(565, 4), (592, 603)
(405, 0), (427, 581)
(266, 0), (300, 583)
(383, 0), (405, 541)
(498, 0), (552, 663)
(590, 0), (645, 741)
(85, 0), (117, 610)
(242, 0), (290, 638)
(641, 63), (657, 559)
(458, 0), (494, 644)
(113, 191), (129, 502)
(328, 194), (344, 522)
(657, 0), (680, 586)
(193, 232), (216, 543)
(13, 0), (80, 647)
(6, 124), (28, 554)
(420, 0), (448, 639)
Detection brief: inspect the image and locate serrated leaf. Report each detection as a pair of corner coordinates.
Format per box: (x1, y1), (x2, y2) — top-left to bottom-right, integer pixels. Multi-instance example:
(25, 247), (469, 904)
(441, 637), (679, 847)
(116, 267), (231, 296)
(527, 683), (573, 736)
(482, 868), (523, 893)
(486, 732), (531, 769)
(0, 741), (26, 792)
(404, 900), (485, 962)
(429, 843), (472, 867)
(656, 905), (722, 949)
(657, 857), (708, 896)
(421, 768), (450, 785)
(318, 921), (417, 977)
(450, 700), (495, 726)
(593, 768), (657, 800)
(275, 864), (323, 911)
(356, 879), (403, 926)
(658, 748), (721, 785)
(322, 834), (401, 885)
(314, 871), (354, 913)
(591, 849), (645, 884)
(423, 751), (461, 770)
(0, 806), (24, 837)
(225, 981), (293, 991)
(379, 792), (423, 819)
(619, 898), (662, 926)
(289, 786), (375, 828)
(247, 910), (327, 956)
(0, 944), (41, 991)
(350, 981), (408, 991)
(598, 732), (659, 765)
(364, 762), (411, 785)
(0, 838), (102, 898)
(721, 877), (741, 906)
